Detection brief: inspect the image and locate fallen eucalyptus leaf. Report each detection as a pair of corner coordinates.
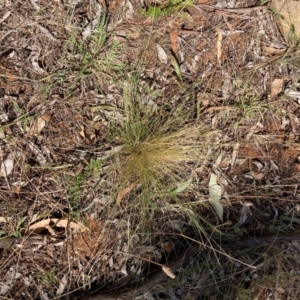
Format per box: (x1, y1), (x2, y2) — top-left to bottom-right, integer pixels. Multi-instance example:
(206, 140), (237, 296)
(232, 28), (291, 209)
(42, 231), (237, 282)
(56, 273), (68, 296)
(28, 114), (51, 135)
(0, 158), (14, 177)
(271, 78), (283, 98)
(29, 218), (86, 233)
(209, 173), (223, 221)
(117, 181), (138, 205)
(156, 44), (168, 64)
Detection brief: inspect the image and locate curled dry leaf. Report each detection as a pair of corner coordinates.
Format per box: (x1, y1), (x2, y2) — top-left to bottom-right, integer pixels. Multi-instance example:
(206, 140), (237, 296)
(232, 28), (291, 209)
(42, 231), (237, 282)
(56, 273), (68, 297)
(170, 30), (179, 57)
(252, 160), (264, 171)
(79, 125), (85, 138)
(36, 25), (58, 43)
(0, 11), (11, 24)
(27, 141), (47, 165)
(250, 170), (265, 180)
(209, 173), (223, 222)
(271, 78), (284, 98)
(29, 218), (86, 234)
(31, 54), (45, 74)
(117, 181), (138, 205)
(162, 265), (176, 279)
(45, 224), (56, 236)
(0, 112), (9, 124)
(156, 44), (168, 64)
(238, 205), (252, 225)
(128, 32), (140, 40)
(285, 88), (300, 99)
(264, 46), (285, 55)
(28, 114), (51, 135)
(30, 0), (40, 10)
(0, 216), (11, 223)
(0, 158), (14, 177)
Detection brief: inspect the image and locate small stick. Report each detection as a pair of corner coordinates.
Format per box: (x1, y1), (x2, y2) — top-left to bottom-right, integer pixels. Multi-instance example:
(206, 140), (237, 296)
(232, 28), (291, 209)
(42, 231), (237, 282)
(198, 4), (268, 15)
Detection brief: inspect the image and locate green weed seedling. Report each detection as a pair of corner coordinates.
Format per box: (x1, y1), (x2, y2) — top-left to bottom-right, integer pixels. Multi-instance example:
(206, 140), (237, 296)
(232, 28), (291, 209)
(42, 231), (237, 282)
(85, 158), (102, 176)
(140, 0), (194, 19)
(67, 159), (102, 213)
(260, 0), (269, 4)
(67, 173), (85, 212)
(40, 13), (125, 99)
(37, 267), (56, 288)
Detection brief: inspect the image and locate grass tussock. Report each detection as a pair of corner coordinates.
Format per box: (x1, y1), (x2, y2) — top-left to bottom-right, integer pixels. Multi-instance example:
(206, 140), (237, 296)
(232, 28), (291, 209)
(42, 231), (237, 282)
(111, 80), (202, 202)
(120, 126), (200, 189)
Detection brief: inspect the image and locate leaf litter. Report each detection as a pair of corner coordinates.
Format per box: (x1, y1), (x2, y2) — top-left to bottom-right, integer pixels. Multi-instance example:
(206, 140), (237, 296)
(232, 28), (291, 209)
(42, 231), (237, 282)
(1, 0), (300, 299)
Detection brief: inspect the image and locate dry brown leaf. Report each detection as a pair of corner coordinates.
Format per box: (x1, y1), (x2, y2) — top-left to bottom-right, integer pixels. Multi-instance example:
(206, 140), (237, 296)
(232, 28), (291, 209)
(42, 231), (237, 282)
(216, 27), (222, 65)
(41, 114), (51, 122)
(0, 158), (14, 177)
(238, 205), (251, 225)
(12, 185), (21, 194)
(27, 141), (47, 165)
(0, 11), (11, 24)
(117, 181), (137, 205)
(108, 0), (117, 13)
(156, 44), (168, 64)
(264, 46), (285, 55)
(31, 54), (45, 74)
(271, 78), (284, 98)
(250, 170), (265, 180)
(128, 32), (140, 40)
(273, 0), (300, 42)
(162, 265), (176, 279)
(45, 224), (57, 236)
(28, 114), (51, 135)
(29, 218), (86, 234)
(56, 273), (68, 297)
(79, 125), (85, 138)
(170, 30), (179, 57)
(0, 217), (10, 223)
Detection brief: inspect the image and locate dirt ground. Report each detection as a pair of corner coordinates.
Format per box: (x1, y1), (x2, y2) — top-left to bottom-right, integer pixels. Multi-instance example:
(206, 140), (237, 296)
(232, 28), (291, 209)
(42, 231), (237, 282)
(1, 0), (300, 299)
